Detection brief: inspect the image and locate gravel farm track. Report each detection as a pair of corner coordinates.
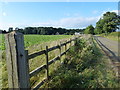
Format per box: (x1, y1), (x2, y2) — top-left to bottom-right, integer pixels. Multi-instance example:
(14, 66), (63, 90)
(94, 36), (120, 79)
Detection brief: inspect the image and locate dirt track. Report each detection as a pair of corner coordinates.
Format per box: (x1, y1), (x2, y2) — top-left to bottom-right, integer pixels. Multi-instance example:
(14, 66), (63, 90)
(94, 36), (120, 78)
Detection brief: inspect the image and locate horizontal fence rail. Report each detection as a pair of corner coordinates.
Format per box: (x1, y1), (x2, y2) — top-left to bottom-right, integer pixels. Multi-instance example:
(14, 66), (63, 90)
(28, 37), (78, 88)
(5, 31), (80, 89)
(28, 50), (45, 60)
(28, 38), (76, 60)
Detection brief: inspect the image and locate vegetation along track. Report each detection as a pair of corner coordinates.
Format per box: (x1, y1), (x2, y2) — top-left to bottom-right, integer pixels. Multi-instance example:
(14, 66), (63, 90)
(41, 35), (119, 88)
(94, 35), (120, 79)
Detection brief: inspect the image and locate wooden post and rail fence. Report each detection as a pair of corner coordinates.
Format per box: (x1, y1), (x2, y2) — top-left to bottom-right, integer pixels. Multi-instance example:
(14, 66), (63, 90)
(5, 31), (80, 89)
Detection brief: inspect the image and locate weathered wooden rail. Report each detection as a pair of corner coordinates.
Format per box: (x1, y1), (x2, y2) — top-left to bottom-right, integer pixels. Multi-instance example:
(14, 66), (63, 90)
(5, 31), (80, 89)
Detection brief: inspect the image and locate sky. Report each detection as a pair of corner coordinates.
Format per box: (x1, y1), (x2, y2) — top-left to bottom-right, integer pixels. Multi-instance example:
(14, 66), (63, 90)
(0, 1), (119, 30)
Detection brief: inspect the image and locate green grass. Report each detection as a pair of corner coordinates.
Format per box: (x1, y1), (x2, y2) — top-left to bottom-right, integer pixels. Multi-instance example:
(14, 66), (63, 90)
(24, 35), (72, 48)
(0, 34), (72, 50)
(98, 32), (120, 42)
(42, 37), (119, 88)
(0, 34), (5, 50)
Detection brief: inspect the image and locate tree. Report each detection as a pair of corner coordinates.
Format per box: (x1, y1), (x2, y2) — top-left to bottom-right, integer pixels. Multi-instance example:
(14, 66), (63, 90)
(84, 25), (94, 34)
(40, 28), (46, 35)
(8, 26), (84, 35)
(0, 29), (7, 34)
(94, 18), (104, 34)
(8, 27), (13, 32)
(15, 27), (19, 30)
(94, 11), (120, 34)
(24, 27), (34, 34)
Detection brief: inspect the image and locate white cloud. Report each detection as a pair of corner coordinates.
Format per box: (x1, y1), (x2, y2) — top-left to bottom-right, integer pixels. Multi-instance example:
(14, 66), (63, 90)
(66, 0), (70, 2)
(22, 10), (119, 29)
(0, 22), (29, 30)
(3, 10), (119, 30)
(2, 12), (7, 16)
(92, 10), (99, 14)
(0, 16), (101, 30)
(30, 16), (100, 29)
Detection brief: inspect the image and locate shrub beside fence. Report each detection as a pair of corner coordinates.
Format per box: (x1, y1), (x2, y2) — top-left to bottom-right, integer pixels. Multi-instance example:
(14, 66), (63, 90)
(5, 31), (80, 89)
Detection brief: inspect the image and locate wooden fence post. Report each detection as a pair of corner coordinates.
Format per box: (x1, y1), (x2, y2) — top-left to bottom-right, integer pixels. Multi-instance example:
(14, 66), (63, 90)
(59, 42), (61, 62)
(45, 46), (49, 80)
(65, 40), (67, 55)
(5, 31), (30, 88)
(74, 37), (78, 52)
(25, 50), (30, 88)
(70, 39), (72, 47)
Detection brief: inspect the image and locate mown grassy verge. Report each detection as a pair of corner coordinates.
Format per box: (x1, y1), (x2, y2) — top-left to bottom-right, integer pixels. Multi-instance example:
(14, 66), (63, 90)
(42, 37), (119, 88)
(97, 32), (120, 42)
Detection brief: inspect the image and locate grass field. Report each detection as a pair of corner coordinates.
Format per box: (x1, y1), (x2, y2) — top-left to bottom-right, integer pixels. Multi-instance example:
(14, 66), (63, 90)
(24, 35), (72, 48)
(0, 34), (72, 50)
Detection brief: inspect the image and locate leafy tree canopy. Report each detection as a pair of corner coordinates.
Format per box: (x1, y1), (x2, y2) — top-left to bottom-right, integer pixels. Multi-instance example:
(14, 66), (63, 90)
(84, 25), (94, 34)
(94, 12), (120, 34)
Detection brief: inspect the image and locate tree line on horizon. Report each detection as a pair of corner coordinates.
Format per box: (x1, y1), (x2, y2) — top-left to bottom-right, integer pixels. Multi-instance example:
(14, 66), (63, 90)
(0, 27), (84, 35)
(0, 11), (119, 35)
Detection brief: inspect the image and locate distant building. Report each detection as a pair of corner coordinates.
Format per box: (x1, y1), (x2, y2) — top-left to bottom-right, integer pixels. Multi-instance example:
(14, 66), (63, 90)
(74, 32), (80, 35)
(56, 32), (60, 35)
